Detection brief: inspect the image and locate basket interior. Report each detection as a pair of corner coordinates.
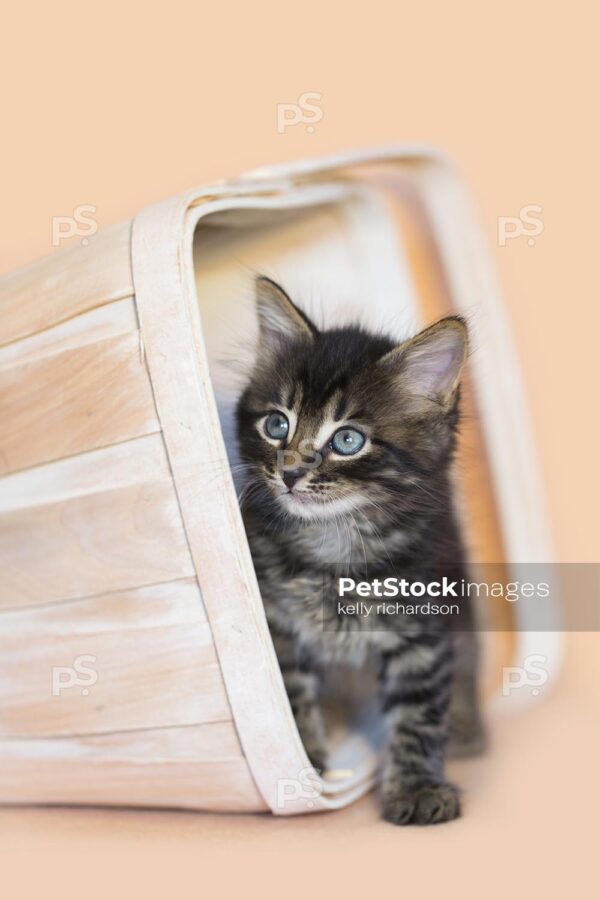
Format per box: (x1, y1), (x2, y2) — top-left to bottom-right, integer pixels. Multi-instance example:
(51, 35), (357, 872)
(191, 179), (513, 778)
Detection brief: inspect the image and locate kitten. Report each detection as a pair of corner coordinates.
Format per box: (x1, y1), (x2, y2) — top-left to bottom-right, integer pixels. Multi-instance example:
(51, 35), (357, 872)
(236, 276), (485, 825)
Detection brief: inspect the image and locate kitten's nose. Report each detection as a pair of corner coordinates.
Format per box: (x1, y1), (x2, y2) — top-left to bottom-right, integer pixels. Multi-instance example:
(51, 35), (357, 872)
(282, 468), (304, 490)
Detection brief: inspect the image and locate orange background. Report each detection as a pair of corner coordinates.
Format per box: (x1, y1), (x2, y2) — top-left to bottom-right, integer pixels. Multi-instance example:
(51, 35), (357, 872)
(1, 1), (597, 897)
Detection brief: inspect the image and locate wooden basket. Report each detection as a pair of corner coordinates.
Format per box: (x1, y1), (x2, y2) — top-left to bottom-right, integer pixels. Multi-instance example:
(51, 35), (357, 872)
(0, 147), (559, 815)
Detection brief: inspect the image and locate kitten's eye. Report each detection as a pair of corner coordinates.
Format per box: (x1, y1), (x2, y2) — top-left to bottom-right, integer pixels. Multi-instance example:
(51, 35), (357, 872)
(264, 411), (289, 441)
(330, 427), (365, 456)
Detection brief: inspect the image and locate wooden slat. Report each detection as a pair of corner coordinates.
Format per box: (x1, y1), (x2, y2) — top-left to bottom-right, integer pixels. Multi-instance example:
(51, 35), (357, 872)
(0, 623), (229, 737)
(0, 722), (242, 762)
(0, 578), (207, 635)
(0, 433), (170, 513)
(0, 758), (265, 811)
(0, 479), (196, 608)
(0, 220), (133, 347)
(0, 331), (160, 476)
(0, 297), (138, 372)
(0, 618), (230, 737)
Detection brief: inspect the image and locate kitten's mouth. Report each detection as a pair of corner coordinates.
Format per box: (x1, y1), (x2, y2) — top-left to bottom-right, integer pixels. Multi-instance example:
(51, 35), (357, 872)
(276, 488), (359, 520)
(278, 489), (324, 511)
(281, 489), (317, 504)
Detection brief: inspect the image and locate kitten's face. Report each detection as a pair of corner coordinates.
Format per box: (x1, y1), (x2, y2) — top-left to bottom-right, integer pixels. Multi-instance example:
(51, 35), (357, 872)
(236, 278), (467, 524)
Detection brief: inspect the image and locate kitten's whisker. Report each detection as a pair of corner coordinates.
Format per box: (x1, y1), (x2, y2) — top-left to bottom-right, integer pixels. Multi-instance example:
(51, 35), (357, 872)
(355, 504), (396, 568)
(347, 508), (368, 572)
(205, 461), (259, 488)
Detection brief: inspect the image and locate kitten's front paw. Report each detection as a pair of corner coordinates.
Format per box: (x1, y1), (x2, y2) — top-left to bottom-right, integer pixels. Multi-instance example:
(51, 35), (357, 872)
(381, 782), (461, 826)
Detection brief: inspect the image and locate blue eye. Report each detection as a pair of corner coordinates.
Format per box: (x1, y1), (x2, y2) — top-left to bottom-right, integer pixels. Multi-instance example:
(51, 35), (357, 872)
(330, 427), (365, 456)
(264, 412), (289, 440)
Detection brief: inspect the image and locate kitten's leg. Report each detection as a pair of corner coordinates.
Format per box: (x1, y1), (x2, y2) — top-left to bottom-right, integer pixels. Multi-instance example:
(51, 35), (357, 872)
(270, 624), (328, 772)
(448, 628), (487, 758)
(379, 633), (460, 825)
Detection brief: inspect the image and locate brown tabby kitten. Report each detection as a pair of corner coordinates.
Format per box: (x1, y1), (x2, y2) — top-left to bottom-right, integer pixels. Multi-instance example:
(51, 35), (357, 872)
(236, 276), (485, 825)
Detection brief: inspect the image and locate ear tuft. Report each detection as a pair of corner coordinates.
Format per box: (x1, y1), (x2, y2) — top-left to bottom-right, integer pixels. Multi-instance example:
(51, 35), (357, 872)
(255, 276), (315, 350)
(378, 316), (468, 410)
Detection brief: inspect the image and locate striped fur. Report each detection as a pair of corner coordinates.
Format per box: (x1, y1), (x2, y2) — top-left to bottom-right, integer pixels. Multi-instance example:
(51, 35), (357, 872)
(236, 278), (485, 825)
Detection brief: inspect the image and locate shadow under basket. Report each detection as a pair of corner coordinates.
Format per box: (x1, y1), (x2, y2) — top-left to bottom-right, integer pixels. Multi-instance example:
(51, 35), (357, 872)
(0, 147), (559, 815)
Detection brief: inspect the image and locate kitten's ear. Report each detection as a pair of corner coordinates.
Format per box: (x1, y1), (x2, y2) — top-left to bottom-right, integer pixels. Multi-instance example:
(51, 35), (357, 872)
(255, 276), (316, 349)
(378, 316), (468, 411)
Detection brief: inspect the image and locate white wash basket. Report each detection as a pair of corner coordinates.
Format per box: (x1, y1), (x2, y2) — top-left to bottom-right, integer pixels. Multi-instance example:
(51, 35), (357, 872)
(0, 147), (560, 814)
